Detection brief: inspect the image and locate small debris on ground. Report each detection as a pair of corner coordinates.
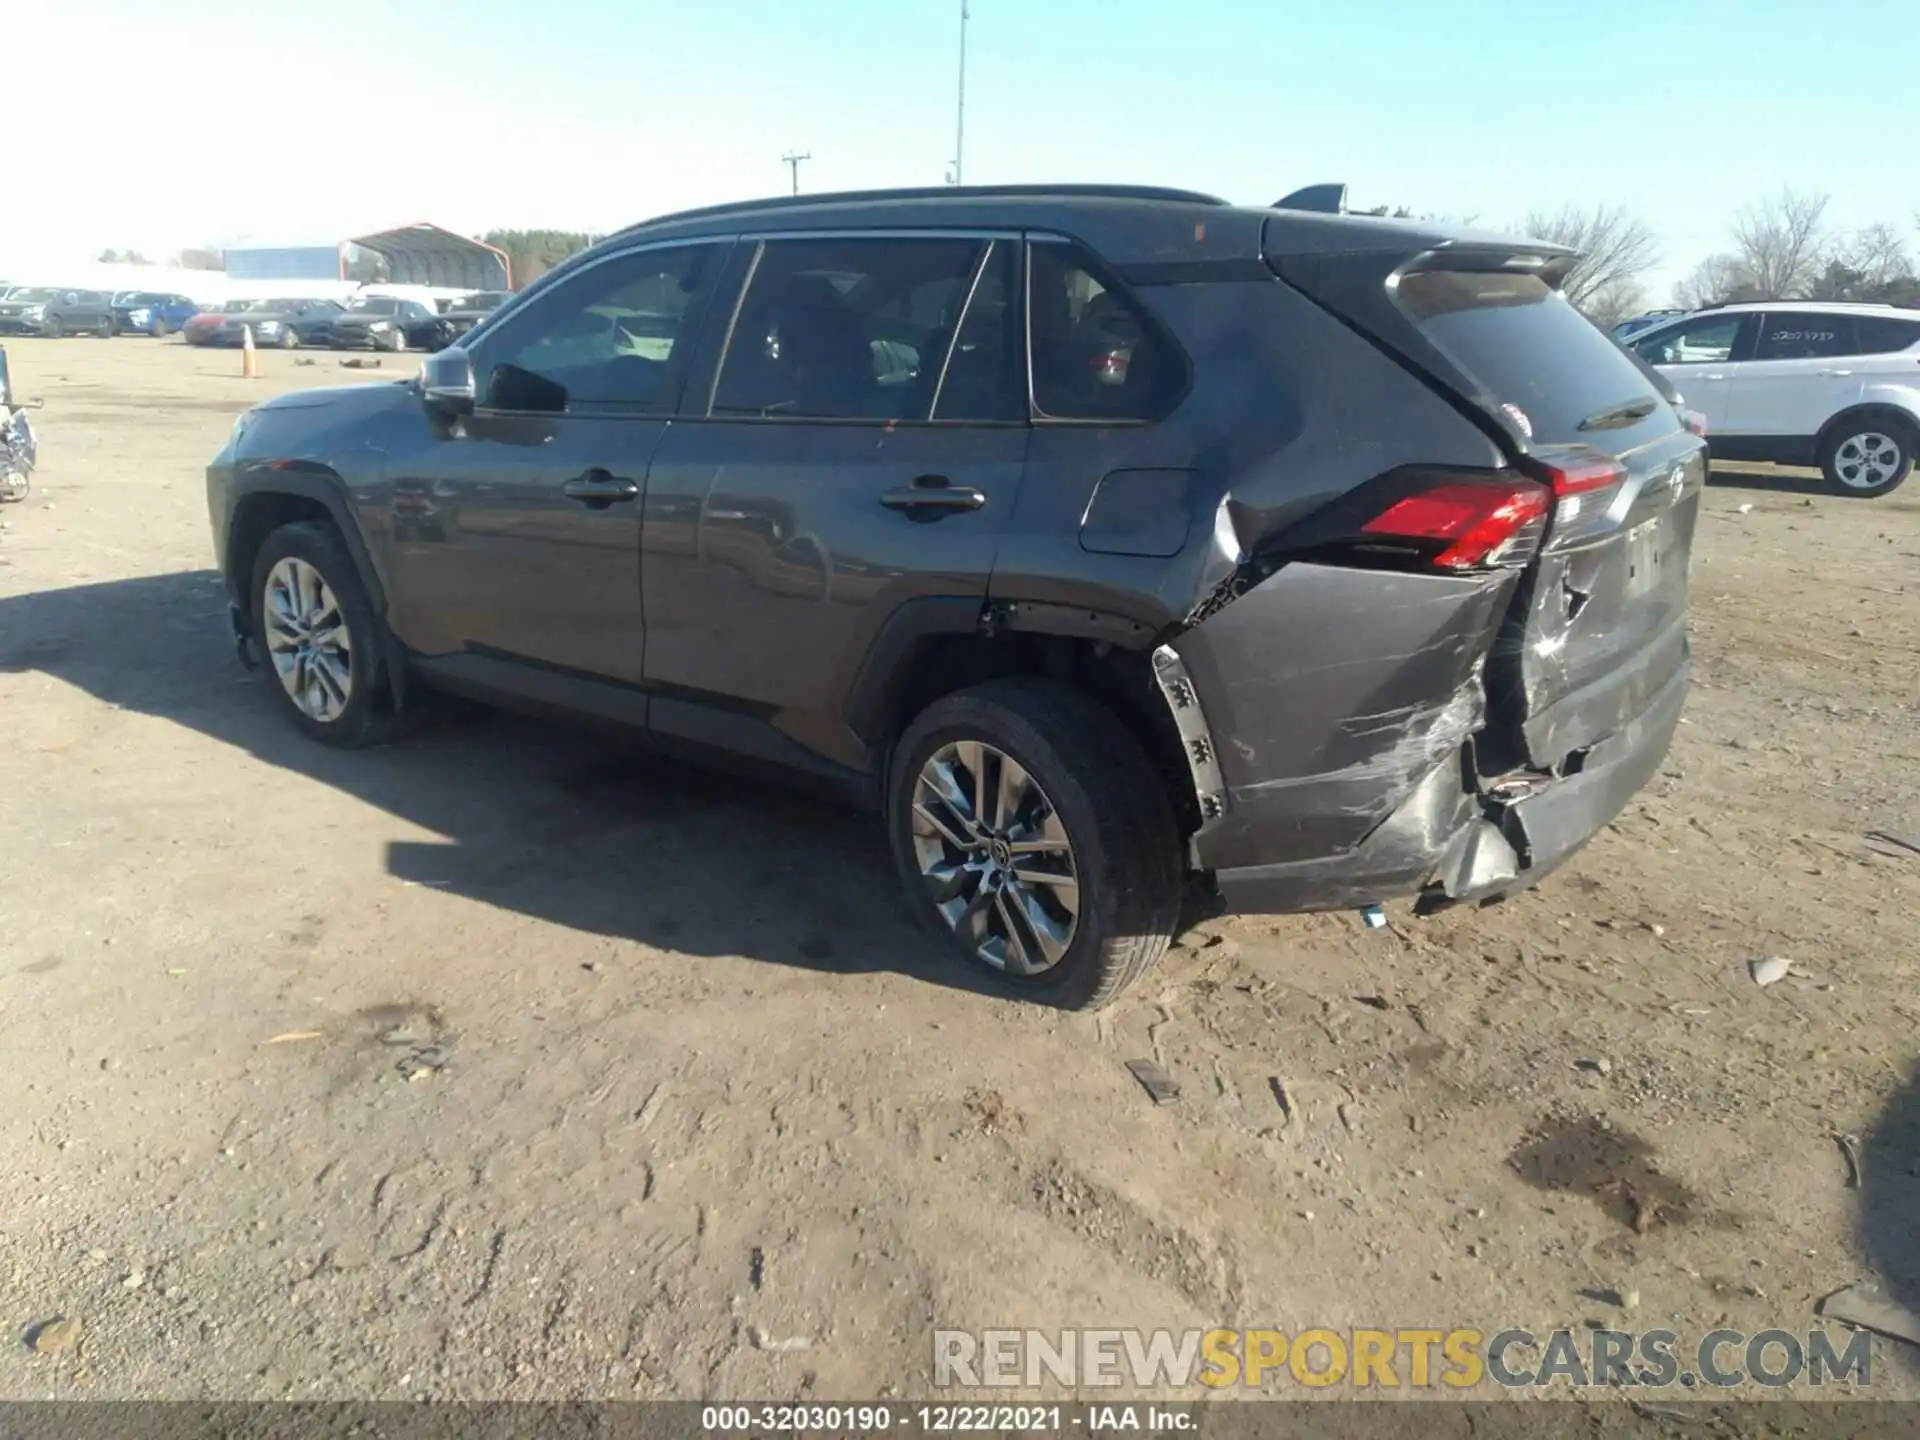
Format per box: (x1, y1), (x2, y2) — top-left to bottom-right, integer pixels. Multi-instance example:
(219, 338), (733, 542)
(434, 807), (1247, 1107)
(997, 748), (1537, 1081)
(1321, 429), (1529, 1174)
(396, 1045), (450, 1082)
(262, 1030), (324, 1046)
(1749, 956), (1792, 987)
(1833, 1133), (1863, 1189)
(748, 1326), (812, 1352)
(1268, 1077), (1294, 1124)
(1865, 831), (1920, 859)
(1576, 1057), (1614, 1076)
(1816, 1286), (1920, 1351)
(1124, 1058), (1180, 1106)
(27, 1317), (81, 1355)
(1353, 994), (1391, 1011)
(1359, 905), (1387, 930)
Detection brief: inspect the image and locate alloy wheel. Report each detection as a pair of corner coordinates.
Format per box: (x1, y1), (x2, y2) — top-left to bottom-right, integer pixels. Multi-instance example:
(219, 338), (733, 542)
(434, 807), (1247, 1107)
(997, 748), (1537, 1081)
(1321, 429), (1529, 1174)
(263, 557), (354, 722)
(909, 740), (1080, 976)
(1833, 431), (1903, 490)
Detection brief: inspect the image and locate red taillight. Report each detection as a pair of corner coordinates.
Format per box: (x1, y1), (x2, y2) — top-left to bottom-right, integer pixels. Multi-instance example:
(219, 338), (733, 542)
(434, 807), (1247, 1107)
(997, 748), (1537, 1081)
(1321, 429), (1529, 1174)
(1529, 447), (1627, 497)
(1360, 479), (1551, 570)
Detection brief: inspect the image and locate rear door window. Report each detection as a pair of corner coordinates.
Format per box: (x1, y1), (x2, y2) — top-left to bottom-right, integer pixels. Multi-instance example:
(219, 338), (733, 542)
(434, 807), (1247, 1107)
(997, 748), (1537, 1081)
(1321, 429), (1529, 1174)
(1755, 313), (1853, 359)
(712, 236), (985, 421)
(1028, 241), (1184, 421)
(1853, 316), (1920, 354)
(1397, 269), (1678, 447)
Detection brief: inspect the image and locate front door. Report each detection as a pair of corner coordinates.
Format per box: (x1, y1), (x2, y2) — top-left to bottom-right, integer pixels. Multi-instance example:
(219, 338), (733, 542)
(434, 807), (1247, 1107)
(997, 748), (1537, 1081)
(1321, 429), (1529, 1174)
(641, 234), (1028, 754)
(1634, 311), (1755, 434)
(1719, 311), (1864, 441)
(382, 239), (729, 688)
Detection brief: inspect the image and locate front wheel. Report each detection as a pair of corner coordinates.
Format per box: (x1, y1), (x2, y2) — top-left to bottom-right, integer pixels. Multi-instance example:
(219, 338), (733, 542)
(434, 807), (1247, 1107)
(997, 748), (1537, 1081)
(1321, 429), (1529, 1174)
(279, 326), (299, 349)
(886, 679), (1184, 1010)
(151, 317), (172, 338)
(0, 468), (28, 503)
(1820, 417), (1914, 497)
(43, 318), (63, 339)
(249, 521), (402, 748)
(96, 316), (115, 338)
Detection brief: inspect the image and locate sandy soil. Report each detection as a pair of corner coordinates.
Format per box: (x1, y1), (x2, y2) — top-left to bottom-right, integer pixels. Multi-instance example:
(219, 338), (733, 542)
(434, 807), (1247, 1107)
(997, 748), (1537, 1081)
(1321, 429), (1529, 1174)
(0, 338), (1915, 1403)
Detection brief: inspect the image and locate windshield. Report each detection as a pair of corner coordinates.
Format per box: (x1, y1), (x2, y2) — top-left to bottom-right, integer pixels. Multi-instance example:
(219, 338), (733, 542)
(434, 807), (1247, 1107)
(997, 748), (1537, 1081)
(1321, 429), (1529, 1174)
(8, 288), (62, 304)
(458, 291), (509, 310)
(346, 296), (400, 314)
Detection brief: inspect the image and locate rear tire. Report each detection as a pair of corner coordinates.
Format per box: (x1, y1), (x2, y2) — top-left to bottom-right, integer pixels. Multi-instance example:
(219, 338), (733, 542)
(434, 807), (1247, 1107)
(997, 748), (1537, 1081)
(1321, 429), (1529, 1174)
(1819, 416), (1914, 498)
(248, 521), (404, 748)
(43, 318), (63, 339)
(886, 678), (1184, 1011)
(280, 326), (299, 349)
(97, 316), (115, 338)
(151, 318), (172, 338)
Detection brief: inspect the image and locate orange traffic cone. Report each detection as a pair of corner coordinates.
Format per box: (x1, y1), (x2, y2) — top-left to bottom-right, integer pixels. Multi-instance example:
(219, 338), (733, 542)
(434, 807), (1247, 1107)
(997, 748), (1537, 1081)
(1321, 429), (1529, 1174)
(242, 324), (257, 379)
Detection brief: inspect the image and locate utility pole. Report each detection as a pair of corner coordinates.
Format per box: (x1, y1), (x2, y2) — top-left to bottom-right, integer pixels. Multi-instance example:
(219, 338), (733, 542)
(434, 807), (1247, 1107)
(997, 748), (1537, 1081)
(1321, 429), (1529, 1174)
(949, 0), (970, 185)
(782, 151), (811, 195)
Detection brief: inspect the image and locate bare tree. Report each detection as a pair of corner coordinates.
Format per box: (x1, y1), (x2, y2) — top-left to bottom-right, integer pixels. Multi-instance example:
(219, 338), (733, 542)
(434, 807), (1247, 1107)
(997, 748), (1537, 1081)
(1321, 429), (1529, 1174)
(1835, 222), (1913, 289)
(1520, 204), (1659, 316)
(1584, 279), (1648, 330)
(1730, 189), (1829, 298)
(1674, 253), (1760, 309)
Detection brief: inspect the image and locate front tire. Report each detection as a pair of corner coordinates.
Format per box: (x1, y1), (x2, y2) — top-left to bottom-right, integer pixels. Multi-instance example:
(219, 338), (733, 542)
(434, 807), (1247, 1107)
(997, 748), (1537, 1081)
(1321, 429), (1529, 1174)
(279, 326), (299, 349)
(97, 316), (115, 338)
(249, 521), (401, 748)
(1820, 417), (1914, 497)
(43, 318), (63, 339)
(886, 679), (1184, 1010)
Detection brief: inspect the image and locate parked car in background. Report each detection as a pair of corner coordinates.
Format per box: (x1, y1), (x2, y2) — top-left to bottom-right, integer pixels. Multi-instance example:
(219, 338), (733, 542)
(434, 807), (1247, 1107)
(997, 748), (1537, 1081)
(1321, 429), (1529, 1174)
(1610, 308), (1688, 342)
(320, 295), (448, 352)
(0, 287), (118, 338)
(437, 290), (511, 340)
(206, 299), (344, 349)
(111, 291), (201, 337)
(207, 183), (1704, 1009)
(183, 301), (260, 346)
(1629, 301), (1920, 496)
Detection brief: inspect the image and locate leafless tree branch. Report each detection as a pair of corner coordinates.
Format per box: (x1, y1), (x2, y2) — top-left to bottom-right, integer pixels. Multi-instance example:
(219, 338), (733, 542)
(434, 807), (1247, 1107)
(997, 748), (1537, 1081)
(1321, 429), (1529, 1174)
(1730, 189), (1829, 298)
(1521, 204), (1660, 316)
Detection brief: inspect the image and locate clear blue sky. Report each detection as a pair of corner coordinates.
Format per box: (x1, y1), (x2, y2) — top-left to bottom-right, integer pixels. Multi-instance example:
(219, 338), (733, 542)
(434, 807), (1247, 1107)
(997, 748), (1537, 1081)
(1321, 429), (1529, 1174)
(11, 0), (1916, 301)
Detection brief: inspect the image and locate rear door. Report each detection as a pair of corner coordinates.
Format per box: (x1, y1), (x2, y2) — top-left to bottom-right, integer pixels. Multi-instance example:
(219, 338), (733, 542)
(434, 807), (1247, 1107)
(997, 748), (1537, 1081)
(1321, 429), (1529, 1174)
(639, 233), (1028, 749)
(1629, 311), (1756, 433)
(1719, 311), (1863, 440)
(1848, 312), (1920, 379)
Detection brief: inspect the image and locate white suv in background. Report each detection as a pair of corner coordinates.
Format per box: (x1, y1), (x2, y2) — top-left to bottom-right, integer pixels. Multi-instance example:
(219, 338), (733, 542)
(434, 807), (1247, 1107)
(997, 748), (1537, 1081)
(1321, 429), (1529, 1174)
(1629, 302), (1920, 496)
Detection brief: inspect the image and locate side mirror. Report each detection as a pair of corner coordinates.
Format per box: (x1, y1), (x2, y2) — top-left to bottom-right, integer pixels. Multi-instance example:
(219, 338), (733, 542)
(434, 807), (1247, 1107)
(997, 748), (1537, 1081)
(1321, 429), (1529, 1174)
(421, 347), (475, 416)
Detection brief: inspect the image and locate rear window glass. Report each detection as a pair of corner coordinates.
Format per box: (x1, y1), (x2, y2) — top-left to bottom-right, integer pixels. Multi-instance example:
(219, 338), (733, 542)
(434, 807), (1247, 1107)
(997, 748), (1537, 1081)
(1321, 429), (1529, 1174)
(1855, 316), (1920, 354)
(1029, 242), (1185, 421)
(1395, 270), (1676, 446)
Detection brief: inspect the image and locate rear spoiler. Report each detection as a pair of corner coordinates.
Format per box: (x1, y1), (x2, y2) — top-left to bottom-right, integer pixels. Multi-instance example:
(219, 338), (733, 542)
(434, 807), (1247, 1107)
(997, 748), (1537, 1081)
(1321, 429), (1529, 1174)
(1273, 183), (1348, 215)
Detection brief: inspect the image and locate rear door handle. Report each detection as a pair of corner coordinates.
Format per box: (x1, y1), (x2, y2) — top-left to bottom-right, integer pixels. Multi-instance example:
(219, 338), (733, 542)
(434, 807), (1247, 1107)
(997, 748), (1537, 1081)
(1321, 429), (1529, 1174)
(1817, 368), (1854, 377)
(880, 474), (985, 517)
(1700, 373), (1727, 381)
(563, 468), (639, 507)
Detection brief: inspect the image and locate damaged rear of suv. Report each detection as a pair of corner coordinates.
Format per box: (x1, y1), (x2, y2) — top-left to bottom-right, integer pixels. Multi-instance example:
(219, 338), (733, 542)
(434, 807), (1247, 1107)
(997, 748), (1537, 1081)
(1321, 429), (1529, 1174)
(206, 185), (1700, 1010)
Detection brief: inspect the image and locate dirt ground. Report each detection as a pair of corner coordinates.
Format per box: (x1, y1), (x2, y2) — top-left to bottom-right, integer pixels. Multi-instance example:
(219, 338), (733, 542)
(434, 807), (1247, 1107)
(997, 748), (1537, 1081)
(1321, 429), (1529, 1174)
(0, 338), (1915, 1404)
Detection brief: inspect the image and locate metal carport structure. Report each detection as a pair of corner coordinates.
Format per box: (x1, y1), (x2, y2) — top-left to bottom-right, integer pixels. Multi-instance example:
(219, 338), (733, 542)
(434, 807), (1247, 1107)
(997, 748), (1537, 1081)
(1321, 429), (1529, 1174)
(347, 223), (511, 291)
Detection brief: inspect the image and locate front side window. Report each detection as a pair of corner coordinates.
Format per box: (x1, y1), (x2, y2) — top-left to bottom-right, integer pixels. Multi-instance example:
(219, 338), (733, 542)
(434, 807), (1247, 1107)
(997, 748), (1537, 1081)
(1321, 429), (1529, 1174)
(1634, 315), (1745, 365)
(713, 236), (984, 421)
(477, 242), (716, 413)
(1028, 241), (1183, 421)
(1755, 313), (1853, 360)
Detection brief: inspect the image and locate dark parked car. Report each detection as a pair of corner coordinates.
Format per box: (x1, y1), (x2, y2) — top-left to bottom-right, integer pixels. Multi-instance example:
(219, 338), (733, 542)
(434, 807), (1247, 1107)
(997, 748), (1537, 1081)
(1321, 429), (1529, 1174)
(0, 287), (118, 338)
(111, 291), (201, 336)
(437, 290), (511, 340)
(320, 295), (448, 352)
(206, 299), (344, 349)
(207, 184), (1703, 1008)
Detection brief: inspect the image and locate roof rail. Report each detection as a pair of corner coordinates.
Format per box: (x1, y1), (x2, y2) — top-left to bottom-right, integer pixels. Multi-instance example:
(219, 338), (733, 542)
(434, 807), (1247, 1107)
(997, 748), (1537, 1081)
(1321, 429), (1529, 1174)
(1272, 183), (1348, 215)
(613, 184), (1230, 238)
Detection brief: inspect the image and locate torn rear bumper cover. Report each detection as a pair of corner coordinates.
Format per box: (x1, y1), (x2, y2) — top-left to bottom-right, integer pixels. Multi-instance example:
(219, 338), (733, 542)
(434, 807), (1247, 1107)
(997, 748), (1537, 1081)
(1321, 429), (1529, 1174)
(1208, 655), (1686, 914)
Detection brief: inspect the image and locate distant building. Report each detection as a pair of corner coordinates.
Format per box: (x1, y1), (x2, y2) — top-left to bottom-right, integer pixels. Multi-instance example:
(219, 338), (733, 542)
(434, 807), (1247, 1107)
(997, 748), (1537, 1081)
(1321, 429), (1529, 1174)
(223, 226), (509, 290)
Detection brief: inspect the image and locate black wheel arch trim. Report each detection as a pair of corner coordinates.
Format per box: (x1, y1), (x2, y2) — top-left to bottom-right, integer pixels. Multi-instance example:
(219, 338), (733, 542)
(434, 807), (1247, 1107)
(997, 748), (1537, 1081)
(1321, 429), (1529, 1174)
(226, 464), (412, 707)
(1817, 403), (1920, 454)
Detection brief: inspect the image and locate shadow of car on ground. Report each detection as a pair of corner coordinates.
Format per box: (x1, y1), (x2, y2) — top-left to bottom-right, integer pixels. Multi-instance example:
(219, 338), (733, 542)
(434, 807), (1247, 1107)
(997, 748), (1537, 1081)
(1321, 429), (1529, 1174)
(0, 569), (1024, 1002)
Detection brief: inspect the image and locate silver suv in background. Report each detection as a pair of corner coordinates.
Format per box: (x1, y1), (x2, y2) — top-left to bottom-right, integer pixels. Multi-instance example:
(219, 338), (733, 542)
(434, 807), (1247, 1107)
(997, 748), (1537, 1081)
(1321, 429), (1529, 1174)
(1630, 302), (1920, 496)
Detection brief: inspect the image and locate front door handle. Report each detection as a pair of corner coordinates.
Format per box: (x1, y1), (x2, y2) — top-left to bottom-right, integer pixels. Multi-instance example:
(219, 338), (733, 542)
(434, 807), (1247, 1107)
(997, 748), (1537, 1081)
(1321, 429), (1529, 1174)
(1817, 368), (1854, 377)
(563, 469), (639, 508)
(1700, 372), (1727, 381)
(880, 474), (985, 517)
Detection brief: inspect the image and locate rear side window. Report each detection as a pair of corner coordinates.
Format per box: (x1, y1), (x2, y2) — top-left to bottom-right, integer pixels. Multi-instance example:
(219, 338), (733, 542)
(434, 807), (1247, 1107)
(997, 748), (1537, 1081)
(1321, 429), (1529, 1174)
(1397, 270), (1676, 447)
(1854, 315), (1920, 354)
(1756, 313), (1852, 359)
(1028, 241), (1183, 421)
(714, 236), (985, 421)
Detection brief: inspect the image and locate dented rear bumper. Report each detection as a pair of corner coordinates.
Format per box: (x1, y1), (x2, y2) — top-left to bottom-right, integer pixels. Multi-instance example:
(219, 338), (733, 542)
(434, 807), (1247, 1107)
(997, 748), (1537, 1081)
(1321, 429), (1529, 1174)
(1166, 559), (1686, 915)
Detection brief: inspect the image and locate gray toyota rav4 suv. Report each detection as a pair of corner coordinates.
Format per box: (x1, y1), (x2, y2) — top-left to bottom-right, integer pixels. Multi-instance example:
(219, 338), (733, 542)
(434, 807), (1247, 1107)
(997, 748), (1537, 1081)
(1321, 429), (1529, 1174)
(207, 184), (1703, 1009)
